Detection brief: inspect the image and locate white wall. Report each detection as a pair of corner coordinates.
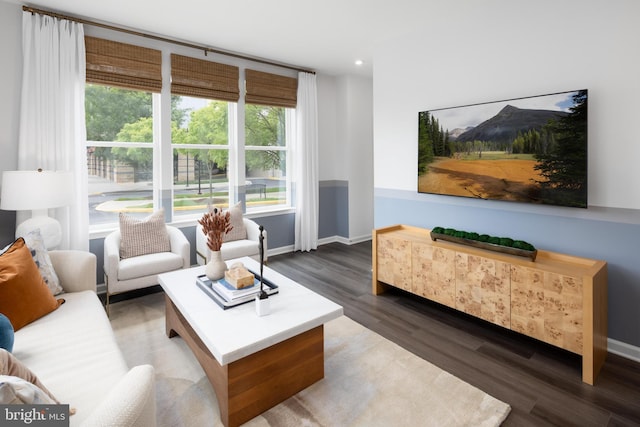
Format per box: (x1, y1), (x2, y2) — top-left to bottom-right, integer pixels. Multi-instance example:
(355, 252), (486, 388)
(317, 75), (341, 181)
(374, 0), (640, 210)
(338, 75), (373, 241)
(0, 2), (22, 243)
(0, 2), (22, 176)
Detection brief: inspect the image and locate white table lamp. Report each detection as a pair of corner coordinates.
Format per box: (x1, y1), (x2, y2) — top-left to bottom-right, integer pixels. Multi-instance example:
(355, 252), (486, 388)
(0, 169), (73, 249)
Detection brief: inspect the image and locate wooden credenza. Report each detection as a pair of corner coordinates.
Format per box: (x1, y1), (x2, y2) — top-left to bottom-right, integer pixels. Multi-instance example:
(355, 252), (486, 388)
(372, 224), (608, 385)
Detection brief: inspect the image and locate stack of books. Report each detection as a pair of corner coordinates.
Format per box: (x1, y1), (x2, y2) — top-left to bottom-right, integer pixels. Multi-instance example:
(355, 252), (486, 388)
(212, 277), (261, 300)
(196, 273), (278, 310)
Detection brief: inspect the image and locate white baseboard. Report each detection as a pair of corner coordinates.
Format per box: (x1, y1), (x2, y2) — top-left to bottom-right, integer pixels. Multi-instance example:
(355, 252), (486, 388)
(318, 234), (372, 246)
(266, 245), (295, 257)
(318, 236), (346, 245)
(268, 235), (372, 252)
(608, 338), (640, 363)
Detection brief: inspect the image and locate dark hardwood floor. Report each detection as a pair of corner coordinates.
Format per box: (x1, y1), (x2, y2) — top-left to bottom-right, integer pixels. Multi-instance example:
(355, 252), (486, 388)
(267, 241), (640, 427)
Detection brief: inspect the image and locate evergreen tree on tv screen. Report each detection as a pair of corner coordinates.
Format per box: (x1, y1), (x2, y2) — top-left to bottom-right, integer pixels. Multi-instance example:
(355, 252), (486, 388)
(534, 90), (588, 208)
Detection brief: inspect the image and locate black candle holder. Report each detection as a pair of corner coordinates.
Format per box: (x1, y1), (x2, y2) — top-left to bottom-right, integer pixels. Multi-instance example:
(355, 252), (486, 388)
(258, 225), (268, 300)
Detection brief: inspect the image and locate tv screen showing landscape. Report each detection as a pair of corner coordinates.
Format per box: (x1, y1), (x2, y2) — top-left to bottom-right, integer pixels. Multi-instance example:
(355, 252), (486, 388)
(418, 89), (588, 208)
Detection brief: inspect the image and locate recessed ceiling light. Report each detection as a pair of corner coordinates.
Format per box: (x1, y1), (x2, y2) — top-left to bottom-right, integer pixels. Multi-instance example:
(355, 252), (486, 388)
(355, 59), (364, 66)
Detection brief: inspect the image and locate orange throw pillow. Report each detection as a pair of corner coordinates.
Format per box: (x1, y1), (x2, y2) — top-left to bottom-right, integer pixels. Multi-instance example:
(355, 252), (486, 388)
(0, 238), (63, 331)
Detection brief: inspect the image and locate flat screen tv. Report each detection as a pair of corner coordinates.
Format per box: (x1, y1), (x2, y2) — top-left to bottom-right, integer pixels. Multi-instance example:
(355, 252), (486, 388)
(418, 89), (588, 208)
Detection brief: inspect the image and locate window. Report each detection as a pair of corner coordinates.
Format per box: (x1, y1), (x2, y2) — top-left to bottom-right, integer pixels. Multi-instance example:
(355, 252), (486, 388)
(85, 37), (162, 229)
(244, 69), (297, 212)
(169, 54), (239, 220)
(172, 96), (232, 220)
(86, 84), (155, 227)
(86, 88), (236, 227)
(244, 104), (292, 211)
(84, 39), (297, 232)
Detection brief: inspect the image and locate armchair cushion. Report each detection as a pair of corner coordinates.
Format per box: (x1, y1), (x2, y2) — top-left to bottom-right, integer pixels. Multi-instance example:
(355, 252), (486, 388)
(119, 210), (170, 259)
(220, 239), (260, 261)
(118, 252), (184, 281)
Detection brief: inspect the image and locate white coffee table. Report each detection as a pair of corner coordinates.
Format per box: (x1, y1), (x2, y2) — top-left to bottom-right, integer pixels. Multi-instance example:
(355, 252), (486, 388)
(159, 257), (343, 427)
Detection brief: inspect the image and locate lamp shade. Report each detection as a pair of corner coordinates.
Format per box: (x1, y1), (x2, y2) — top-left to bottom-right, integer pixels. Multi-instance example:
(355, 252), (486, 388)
(0, 170), (73, 211)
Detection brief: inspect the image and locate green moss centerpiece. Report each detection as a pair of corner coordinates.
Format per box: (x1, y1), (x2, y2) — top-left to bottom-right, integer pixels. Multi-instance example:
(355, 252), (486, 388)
(430, 226), (537, 261)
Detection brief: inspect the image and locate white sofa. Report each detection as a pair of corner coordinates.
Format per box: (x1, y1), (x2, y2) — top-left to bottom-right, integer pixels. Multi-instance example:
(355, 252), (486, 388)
(196, 218), (267, 265)
(12, 250), (156, 427)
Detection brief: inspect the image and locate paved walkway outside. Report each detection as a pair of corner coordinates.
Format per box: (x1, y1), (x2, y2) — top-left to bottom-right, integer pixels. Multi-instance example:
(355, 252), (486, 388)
(89, 175), (278, 213)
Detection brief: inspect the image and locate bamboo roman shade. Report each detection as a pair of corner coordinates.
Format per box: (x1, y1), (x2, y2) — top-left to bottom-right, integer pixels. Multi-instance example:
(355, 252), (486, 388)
(245, 69), (297, 108)
(171, 54), (239, 102)
(85, 36), (162, 92)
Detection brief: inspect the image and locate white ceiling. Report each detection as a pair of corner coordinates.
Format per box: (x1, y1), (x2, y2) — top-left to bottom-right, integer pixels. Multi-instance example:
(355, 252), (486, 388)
(12, 0), (435, 77)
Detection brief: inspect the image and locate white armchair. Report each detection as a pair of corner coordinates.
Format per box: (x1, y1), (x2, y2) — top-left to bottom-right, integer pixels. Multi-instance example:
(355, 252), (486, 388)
(104, 225), (190, 312)
(196, 218), (267, 265)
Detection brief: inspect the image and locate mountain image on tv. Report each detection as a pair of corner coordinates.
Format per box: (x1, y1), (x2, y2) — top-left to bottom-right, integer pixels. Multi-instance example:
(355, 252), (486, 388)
(417, 89), (588, 208)
(453, 105), (568, 145)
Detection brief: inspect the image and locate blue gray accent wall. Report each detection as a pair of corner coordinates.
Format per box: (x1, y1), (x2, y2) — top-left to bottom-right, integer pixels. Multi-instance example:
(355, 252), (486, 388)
(375, 187), (640, 348)
(180, 226), (197, 265)
(251, 213), (295, 250)
(90, 237), (105, 284)
(319, 180), (349, 239)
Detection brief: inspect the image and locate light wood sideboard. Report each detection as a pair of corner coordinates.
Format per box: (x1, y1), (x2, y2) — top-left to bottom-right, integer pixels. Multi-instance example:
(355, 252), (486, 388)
(372, 224), (608, 385)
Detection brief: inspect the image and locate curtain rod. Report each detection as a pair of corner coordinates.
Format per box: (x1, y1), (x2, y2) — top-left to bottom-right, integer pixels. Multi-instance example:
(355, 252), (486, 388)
(22, 5), (315, 75)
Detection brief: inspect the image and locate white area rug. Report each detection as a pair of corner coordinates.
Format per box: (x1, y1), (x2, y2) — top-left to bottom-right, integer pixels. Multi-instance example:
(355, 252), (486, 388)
(109, 292), (510, 426)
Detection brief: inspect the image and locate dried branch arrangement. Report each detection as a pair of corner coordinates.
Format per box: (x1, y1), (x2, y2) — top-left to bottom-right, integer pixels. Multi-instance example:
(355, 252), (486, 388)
(198, 207), (233, 252)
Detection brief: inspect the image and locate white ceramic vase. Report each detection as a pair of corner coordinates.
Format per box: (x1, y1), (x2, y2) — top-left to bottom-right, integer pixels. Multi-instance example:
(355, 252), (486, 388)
(205, 250), (227, 281)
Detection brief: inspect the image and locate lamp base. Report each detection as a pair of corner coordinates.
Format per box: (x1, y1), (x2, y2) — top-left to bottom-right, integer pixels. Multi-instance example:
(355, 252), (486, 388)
(16, 215), (62, 250)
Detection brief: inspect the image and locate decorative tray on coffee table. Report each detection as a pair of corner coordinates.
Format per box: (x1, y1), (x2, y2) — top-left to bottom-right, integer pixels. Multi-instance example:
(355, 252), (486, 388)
(196, 271), (278, 310)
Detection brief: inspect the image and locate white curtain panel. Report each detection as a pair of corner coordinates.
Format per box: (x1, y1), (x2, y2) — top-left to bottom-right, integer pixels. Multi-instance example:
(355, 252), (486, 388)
(294, 72), (319, 252)
(19, 12), (88, 250)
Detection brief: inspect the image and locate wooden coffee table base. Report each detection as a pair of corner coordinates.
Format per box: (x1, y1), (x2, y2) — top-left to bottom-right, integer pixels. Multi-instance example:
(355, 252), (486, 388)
(165, 295), (325, 427)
